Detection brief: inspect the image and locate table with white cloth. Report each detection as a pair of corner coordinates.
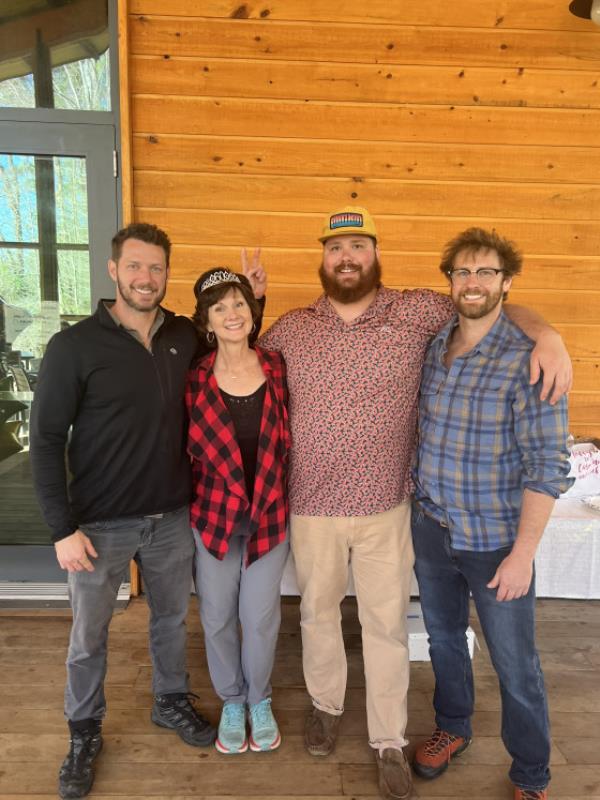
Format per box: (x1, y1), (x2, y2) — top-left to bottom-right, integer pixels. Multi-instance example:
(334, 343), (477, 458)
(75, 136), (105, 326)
(281, 499), (600, 600)
(534, 497), (600, 599)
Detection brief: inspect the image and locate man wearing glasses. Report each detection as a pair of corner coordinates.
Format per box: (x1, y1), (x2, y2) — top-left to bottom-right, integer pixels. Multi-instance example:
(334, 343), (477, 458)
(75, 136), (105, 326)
(259, 208), (572, 800)
(411, 228), (573, 800)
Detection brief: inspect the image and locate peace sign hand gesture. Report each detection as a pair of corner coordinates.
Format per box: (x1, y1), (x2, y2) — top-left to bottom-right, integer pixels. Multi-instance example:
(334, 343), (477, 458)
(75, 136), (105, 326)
(241, 247), (267, 299)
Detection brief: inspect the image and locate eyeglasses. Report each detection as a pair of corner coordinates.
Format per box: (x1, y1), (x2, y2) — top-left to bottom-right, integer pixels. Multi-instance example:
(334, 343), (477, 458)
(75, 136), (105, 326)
(447, 268), (504, 285)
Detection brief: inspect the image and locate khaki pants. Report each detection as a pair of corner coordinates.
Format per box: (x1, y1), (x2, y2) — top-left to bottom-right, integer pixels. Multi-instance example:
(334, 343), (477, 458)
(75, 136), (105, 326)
(290, 501), (414, 749)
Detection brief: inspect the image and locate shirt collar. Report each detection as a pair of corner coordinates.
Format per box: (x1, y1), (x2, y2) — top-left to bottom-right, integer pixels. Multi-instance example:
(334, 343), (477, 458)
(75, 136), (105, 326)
(103, 301), (165, 341)
(310, 286), (396, 324)
(432, 310), (514, 360)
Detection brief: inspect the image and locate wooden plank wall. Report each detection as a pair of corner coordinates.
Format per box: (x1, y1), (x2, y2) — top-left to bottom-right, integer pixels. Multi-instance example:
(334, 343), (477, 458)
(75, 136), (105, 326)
(125, 0), (600, 436)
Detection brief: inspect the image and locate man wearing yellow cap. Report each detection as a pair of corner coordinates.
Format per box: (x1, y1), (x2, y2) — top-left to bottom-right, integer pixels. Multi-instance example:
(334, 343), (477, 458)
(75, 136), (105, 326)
(258, 206), (571, 800)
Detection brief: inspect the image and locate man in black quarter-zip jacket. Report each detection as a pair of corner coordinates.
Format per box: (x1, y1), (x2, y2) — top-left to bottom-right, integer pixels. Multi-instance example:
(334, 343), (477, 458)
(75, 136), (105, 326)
(29, 222), (265, 800)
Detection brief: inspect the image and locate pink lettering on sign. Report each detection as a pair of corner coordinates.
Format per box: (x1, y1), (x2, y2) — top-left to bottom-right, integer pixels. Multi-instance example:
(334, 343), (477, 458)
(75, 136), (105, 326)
(571, 445), (600, 478)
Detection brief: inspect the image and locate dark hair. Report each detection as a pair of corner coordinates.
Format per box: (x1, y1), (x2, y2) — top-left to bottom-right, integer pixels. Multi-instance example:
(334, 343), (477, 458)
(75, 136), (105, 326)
(111, 223), (171, 267)
(439, 227), (522, 279)
(192, 268), (261, 346)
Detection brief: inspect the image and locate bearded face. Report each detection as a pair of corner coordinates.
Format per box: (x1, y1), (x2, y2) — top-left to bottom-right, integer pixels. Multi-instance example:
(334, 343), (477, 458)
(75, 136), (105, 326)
(110, 239), (168, 313)
(450, 249), (511, 320)
(319, 236), (381, 303)
(452, 282), (506, 319)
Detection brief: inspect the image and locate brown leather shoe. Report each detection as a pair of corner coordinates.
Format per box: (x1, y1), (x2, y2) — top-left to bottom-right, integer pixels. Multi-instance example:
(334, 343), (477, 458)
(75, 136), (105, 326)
(375, 747), (413, 800)
(303, 707), (341, 756)
(413, 727), (471, 779)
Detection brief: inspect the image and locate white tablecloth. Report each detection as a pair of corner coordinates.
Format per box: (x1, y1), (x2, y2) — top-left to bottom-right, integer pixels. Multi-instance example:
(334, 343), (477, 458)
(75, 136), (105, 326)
(281, 498), (600, 600)
(535, 498), (600, 599)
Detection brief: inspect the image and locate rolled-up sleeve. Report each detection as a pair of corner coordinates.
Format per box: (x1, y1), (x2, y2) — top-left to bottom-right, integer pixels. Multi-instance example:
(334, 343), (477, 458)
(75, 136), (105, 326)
(513, 373), (574, 498)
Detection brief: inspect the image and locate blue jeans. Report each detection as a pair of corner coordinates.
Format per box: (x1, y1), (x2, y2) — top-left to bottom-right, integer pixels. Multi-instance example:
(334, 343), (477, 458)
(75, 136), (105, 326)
(411, 504), (550, 791)
(65, 506), (195, 722)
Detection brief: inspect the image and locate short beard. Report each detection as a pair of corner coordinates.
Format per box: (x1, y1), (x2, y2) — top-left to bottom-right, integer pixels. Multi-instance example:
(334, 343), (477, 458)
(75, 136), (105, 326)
(454, 285), (504, 319)
(116, 275), (165, 313)
(318, 256), (382, 304)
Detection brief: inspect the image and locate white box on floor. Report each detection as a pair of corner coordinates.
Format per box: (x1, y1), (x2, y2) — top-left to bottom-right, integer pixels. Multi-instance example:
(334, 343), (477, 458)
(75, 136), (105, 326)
(280, 556), (476, 662)
(406, 601), (477, 662)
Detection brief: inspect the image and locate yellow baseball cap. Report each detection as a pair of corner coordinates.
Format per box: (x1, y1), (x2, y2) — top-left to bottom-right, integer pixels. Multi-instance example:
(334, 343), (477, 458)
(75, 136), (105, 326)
(318, 206), (378, 242)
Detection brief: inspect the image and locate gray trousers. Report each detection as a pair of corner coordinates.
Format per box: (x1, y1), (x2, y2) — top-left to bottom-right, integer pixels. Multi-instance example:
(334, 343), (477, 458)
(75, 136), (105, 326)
(66, 506), (195, 722)
(193, 529), (289, 706)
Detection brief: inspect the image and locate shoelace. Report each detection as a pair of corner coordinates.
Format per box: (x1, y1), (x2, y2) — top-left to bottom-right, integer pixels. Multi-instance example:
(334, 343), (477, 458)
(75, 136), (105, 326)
(222, 703), (245, 725)
(173, 691), (201, 705)
(64, 732), (101, 770)
(422, 728), (458, 756)
(519, 792), (545, 800)
(250, 700), (273, 728)
(168, 693), (211, 729)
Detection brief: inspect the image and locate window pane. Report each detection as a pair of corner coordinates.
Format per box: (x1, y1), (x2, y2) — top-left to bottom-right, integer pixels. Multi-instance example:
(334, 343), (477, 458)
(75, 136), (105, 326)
(0, 248), (90, 360)
(0, 151), (93, 549)
(0, 152), (91, 362)
(0, 248), (41, 325)
(54, 157), (89, 244)
(0, 155), (39, 243)
(0, 249), (60, 374)
(58, 250), (91, 317)
(0, 0), (110, 111)
(53, 52), (111, 112)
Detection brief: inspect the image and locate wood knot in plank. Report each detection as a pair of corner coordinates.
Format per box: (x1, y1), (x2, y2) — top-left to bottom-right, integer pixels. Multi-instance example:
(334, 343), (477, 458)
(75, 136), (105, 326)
(231, 4), (250, 18)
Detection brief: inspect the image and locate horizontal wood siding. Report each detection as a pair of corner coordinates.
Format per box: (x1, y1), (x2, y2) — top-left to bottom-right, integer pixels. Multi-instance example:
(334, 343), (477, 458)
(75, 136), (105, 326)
(126, 1), (600, 436)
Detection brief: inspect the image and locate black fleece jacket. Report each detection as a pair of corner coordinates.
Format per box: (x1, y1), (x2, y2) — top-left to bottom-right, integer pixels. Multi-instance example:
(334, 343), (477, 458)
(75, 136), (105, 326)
(30, 301), (202, 542)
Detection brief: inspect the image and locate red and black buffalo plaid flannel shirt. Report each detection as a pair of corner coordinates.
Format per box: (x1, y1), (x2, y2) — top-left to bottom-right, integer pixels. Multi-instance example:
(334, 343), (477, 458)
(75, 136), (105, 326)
(186, 345), (290, 565)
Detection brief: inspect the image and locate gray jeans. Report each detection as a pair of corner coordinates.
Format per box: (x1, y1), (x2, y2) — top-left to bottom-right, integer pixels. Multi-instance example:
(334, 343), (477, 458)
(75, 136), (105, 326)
(65, 506), (195, 722)
(194, 528), (289, 706)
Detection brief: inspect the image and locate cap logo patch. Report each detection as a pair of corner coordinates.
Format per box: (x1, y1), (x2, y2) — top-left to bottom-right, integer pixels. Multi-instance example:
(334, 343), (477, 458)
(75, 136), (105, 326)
(329, 212), (363, 230)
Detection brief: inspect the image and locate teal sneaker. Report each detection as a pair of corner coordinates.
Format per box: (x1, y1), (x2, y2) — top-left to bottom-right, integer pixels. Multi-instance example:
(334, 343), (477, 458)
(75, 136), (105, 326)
(215, 702), (247, 754)
(248, 698), (281, 752)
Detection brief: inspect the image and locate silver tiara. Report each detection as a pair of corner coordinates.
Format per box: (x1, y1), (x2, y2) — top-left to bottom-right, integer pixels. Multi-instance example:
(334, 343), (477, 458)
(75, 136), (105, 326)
(200, 269), (241, 293)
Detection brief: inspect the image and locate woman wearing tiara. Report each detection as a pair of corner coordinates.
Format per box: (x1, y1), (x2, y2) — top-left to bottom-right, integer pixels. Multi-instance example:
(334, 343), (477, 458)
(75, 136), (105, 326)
(186, 266), (290, 755)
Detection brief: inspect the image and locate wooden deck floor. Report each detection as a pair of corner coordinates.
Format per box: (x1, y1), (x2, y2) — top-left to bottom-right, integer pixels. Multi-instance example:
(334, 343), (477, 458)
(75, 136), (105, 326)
(0, 596), (599, 799)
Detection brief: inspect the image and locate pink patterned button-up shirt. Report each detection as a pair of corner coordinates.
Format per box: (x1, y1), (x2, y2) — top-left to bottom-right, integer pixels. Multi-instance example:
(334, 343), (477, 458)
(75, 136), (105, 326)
(259, 287), (453, 517)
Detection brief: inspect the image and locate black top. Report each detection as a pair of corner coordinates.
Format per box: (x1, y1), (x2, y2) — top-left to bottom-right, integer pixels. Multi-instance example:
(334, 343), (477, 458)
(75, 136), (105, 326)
(220, 382), (266, 504)
(29, 301), (202, 542)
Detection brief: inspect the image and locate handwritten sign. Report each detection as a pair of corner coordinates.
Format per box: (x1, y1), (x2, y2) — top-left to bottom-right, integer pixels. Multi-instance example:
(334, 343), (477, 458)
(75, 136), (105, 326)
(569, 444), (600, 478)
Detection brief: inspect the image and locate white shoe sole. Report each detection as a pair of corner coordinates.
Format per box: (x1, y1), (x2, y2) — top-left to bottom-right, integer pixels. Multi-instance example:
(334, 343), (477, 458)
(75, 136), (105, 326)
(249, 731), (281, 752)
(215, 737), (248, 754)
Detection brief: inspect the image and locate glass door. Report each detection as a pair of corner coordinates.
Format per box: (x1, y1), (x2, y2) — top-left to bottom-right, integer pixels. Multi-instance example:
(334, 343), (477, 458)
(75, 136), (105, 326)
(0, 121), (118, 604)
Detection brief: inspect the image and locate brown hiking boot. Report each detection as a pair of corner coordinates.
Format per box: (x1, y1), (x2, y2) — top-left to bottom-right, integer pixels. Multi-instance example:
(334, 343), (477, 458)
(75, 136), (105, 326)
(375, 747), (413, 800)
(513, 788), (548, 800)
(413, 727), (471, 779)
(303, 707), (341, 756)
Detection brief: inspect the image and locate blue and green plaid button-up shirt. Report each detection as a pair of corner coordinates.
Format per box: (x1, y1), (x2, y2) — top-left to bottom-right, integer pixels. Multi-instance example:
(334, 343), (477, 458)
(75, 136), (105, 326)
(413, 311), (574, 551)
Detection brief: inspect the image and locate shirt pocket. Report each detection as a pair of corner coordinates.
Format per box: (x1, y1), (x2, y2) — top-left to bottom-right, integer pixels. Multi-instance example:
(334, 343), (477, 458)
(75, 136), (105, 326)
(462, 382), (505, 408)
(417, 379), (445, 437)
(420, 374), (444, 396)
(419, 375), (443, 409)
(458, 382), (509, 447)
